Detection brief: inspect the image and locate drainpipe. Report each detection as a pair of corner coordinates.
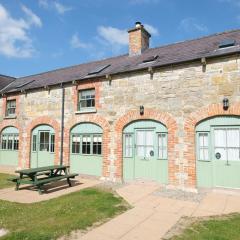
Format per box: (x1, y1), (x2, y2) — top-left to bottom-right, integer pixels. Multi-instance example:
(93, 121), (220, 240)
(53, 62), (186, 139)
(60, 83), (65, 165)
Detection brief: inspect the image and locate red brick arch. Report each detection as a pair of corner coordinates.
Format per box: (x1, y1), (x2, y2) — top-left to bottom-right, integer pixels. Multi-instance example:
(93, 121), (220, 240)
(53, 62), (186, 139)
(0, 121), (22, 167)
(64, 114), (111, 177)
(114, 108), (178, 185)
(26, 116), (61, 168)
(184, 103), (240, 188)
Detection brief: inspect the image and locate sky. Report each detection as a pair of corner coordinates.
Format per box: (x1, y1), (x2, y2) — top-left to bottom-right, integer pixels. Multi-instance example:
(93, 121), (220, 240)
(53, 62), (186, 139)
(0, 0), (240, 77)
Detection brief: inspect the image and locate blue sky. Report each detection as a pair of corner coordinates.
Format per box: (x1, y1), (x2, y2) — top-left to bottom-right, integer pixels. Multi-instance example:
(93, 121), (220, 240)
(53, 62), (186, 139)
(0, 0), (240, 77)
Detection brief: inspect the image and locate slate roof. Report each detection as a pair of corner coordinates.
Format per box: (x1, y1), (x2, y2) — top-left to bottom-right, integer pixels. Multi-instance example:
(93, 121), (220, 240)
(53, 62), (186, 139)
(2, 29), (240, 94)
(0, 75), (16, 91)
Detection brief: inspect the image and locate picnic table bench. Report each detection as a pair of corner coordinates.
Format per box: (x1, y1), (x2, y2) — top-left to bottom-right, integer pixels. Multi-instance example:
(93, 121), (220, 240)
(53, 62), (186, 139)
(9, 165), (78, 194)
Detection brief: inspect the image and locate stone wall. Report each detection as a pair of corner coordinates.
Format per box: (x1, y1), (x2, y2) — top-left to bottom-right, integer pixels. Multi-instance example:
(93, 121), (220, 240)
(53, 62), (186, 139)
(0, 54), (239, 190)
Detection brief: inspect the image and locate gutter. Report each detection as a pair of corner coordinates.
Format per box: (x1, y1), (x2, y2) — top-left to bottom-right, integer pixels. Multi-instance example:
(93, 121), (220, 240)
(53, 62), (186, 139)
(60, 83), (65, 165)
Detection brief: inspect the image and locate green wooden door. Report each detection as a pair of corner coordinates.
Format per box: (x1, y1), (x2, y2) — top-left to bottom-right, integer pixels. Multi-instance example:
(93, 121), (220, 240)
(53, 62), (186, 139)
(70, 123), (103, 176)
(213, 128), (240, 188)
(31, 125), (55, 168)
(123, 120), (168, 183)
(196, 116), (240, 189)
(135, 129), (155, 180)
(0, 127), (19, 167)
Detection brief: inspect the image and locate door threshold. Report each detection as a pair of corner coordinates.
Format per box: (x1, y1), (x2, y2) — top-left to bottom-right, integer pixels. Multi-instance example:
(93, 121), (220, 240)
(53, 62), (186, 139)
(213, 187), (240, 196)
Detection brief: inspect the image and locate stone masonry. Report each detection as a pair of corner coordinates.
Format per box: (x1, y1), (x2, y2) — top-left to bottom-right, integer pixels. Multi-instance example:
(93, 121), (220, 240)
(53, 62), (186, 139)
(0, 54), (240, 191)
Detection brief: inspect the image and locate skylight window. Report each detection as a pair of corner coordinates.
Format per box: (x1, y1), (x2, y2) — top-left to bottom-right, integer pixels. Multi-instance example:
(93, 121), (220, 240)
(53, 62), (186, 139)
(218, 39), (236, 49)
(15, 79), (35, 89)
(142, 55), (159, 63)
(88, 64), (111, 75)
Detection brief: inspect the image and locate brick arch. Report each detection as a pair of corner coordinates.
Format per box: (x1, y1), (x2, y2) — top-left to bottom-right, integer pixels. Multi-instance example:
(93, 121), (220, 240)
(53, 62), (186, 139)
(0, 121), (23, 168)
(184, 103), (240, 188)
(26, 116), (61, 168)
(64, 114), (111, 177)
(114, 108), (178, 185)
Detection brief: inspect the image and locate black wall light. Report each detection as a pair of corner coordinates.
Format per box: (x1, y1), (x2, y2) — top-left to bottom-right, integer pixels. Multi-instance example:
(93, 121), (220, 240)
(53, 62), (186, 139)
(223, 98), (229, 111)
(140, 105), (144, 115)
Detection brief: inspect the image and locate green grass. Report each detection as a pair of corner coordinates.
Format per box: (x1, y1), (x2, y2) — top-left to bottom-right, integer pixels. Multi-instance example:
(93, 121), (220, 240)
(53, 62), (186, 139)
(0, 188), (129, 240)
(0, 173), (15, 189)
(170, 214), (240, 240)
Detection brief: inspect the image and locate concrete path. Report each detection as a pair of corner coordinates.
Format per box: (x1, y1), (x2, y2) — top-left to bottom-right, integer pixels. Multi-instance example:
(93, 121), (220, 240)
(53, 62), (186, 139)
(0, 177), (99, 203)
(79, 181), (240, 240)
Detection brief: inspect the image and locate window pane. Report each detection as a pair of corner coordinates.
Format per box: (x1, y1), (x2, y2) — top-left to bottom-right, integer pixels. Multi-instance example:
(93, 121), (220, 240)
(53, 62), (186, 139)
(39, 132), (49, 151)
(82, 135), (91, 154)
(7, 135), (13, 150)
(13, 135), (19, 150)
(6, 100), (16, 116)
(227, 129), (239, 147)
(227, 148), (239, 161)
(214, 129), (226, 147)
(79, 89), (95, 110)
(136, 146), (144, 157)
(50, 134), (55, 153)
(32, 135), (37, 152)
(1, 135), (7, 150)
(124, 134), (132, 157)
(93, 135), (102, 155)
(158, 133), (167, 159)
(145, 131), (154, 145)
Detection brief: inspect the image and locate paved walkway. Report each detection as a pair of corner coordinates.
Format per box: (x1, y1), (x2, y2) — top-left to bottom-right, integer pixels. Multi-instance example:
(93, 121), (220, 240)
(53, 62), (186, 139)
(0, 177), (99, 203)
(79, 181), (240, 240)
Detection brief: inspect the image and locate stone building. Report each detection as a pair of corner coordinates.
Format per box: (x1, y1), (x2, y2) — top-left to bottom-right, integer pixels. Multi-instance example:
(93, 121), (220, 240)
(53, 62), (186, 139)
(1, 22), (240, 191)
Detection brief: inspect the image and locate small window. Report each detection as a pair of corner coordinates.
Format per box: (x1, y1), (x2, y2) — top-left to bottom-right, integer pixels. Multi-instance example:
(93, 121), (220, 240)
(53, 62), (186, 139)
(13, 135), (19, 150)
(39, 131), (50, 151)
(1, 135), (7, 150)
(93, 135), (102, 155)
(50, 134), (55, 153)
(124, 134), (133, 157)
(78, 89), (95, 111)
(32, 135), (37, 152)
(1, 134), (19, 151)
(6, 99), (16, 117)
(158, 133), (167, 159)
(82, 135), (91, 154)
(72, 134), (81, 154)
(198, 132), (209, 161)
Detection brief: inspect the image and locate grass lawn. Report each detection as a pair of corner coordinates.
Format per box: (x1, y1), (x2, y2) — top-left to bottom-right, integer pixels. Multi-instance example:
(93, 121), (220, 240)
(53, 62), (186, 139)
(0, 188), (129, 240)
(169, 214), (240, 240)
(0, 173), (15, 189)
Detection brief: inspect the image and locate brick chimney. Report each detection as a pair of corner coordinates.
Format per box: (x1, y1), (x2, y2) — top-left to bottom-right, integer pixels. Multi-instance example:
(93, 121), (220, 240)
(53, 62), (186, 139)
(128, 22), (151, 56)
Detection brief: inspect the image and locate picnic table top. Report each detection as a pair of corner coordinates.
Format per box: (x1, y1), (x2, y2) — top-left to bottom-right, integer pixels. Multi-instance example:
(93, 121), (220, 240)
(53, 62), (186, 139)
(15, 165), (69, 175)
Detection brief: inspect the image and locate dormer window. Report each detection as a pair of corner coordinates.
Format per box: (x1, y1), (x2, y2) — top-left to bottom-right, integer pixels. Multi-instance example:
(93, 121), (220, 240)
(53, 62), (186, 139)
(78, 89), (95, 111)
(6, 99), (16, 117)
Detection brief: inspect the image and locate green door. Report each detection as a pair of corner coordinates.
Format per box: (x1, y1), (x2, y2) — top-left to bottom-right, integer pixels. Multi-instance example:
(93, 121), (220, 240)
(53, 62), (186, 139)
(31, 125), (55, 168)
(123, 120), (168, 183)
(135, 129), (155, 180)
(196, 116), (240, 189)
(70, 123), (103, 176)
(0, 127), (19, 167)
(213, 128), (240, 188)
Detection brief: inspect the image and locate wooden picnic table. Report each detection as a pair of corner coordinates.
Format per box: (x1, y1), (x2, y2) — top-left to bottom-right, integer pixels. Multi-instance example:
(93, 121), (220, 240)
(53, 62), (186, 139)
(10, 165), (78, 194)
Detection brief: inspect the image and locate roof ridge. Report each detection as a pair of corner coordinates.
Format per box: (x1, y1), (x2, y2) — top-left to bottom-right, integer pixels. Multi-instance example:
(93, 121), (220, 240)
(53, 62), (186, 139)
(0, 74), (16, 79)
(147, 28), (240, 52)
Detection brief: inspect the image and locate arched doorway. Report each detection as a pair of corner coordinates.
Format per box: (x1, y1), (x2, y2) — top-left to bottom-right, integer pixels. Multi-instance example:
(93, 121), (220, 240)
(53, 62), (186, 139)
(31, 125), (55, 168)
(123, 120), (168, 183)
(70, 123), (103, 176)
(0, 126), (19, 166)
(196, 115), (240, 188)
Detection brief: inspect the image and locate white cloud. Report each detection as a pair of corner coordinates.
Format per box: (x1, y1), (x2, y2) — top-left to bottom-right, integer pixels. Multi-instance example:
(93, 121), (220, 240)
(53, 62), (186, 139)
(53, 2), (72, 14)
(21, 5), (42, 27)
(144, 23), (159, 36)
(38, 0), (49, 9)
(70, 33), (92, 49)
(97, 26), (128, 46)
(179, 18), (208, 33)
(0, 4), (41, 58)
